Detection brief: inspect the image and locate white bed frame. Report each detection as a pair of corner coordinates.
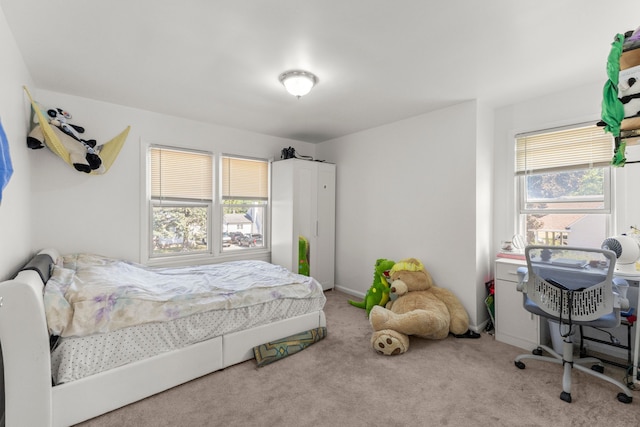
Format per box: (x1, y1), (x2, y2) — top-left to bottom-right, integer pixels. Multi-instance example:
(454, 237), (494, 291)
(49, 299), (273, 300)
(0, 249), (326, 426)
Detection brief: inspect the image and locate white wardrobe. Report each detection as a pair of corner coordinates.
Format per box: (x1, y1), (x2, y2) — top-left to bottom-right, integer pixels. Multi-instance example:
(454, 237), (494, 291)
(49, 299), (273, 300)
(271, 159), (336, 290)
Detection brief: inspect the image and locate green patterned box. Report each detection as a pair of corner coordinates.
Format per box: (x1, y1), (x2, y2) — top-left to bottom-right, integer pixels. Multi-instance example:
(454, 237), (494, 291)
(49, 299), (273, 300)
(253, 327), (327, 367)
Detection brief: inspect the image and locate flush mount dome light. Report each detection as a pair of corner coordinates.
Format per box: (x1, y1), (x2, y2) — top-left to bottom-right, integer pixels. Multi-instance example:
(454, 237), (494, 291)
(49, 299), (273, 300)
(279, 70), (318, 98)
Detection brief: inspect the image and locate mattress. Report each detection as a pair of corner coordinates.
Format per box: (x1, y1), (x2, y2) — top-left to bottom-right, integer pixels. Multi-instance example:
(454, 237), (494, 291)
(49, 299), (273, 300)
(46, 253), (326, 384)
(51, 293), (324, 384)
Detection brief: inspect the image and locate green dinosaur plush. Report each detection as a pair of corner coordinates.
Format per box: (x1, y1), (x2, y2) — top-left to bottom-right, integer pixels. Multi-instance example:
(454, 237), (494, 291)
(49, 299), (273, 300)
(348, 258), (396, 316)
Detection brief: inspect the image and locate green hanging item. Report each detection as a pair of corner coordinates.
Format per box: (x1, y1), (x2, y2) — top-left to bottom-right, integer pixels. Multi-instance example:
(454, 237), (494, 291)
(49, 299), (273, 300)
(601, 33), (625, 136)
(600, 34), (626, 166)
(612, 138), (627, 166)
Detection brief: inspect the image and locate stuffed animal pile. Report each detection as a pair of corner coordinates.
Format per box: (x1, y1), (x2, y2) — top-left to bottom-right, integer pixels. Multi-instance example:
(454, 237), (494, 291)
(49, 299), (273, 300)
(601, 28), (640, 166)
(27, 106), (104, 174)
(369, 257), (479, 356)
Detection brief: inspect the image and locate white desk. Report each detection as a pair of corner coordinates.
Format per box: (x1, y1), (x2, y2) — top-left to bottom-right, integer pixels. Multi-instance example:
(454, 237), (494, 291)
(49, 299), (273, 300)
(495, 257), (640, 384)
(495, 259), (549, 350)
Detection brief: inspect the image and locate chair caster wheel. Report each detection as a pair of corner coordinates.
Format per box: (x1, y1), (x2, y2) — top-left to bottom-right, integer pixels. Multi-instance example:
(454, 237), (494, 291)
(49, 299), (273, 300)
(532, 347), (543, 356)
(591, 365), (604, 373)
(617, 393), (632, 404)
(560, 391), (572, 403)
(515, 361), (525, 369)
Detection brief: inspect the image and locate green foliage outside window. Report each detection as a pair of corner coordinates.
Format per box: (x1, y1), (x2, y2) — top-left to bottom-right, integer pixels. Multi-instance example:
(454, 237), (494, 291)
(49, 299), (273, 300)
(153, 206), (208, 254)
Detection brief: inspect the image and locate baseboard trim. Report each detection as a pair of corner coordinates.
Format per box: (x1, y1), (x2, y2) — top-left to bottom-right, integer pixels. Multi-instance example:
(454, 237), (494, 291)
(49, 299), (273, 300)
(333, 285), (363, 299)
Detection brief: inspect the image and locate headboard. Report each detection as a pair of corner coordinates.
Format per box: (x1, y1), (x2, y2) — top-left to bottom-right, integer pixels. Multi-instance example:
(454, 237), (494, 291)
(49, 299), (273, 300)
(0, 248), (59, 426)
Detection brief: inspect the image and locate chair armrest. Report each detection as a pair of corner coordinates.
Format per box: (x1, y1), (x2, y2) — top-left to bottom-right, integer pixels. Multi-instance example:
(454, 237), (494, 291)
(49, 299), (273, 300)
(613, 277), (630, 310)
(616, 295), (630, 310)
(516, 267), (528, 292)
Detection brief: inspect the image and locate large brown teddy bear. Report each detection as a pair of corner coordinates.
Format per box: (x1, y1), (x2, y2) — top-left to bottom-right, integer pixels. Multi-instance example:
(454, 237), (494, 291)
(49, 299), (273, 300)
(369, 258), (478, 355)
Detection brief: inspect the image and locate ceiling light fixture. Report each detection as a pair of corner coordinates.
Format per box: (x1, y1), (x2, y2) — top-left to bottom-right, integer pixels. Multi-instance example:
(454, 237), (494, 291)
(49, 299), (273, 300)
(279, 70), (318, 98)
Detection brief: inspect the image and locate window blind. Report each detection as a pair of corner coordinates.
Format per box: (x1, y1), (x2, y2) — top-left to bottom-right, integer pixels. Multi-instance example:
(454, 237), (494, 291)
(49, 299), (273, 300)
(150, 147), (213, 200)
(222, 156), (268, 200)
(515, 124), (613, 175)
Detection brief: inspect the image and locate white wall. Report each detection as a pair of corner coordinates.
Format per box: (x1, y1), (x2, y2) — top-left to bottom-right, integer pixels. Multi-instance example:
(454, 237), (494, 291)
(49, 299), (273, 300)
(317, 101), (491, 329)
(0, 5), (36, 419)
(475, 102), (494, 324)
(0, 5), (35, 280)
(27, 89), (315, 262)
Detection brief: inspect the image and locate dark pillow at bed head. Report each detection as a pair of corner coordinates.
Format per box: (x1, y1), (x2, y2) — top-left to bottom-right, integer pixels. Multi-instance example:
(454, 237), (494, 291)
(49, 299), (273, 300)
(18, 253), (54, 284)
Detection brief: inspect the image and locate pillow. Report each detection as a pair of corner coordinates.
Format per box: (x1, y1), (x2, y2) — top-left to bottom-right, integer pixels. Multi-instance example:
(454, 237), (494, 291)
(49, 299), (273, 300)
(43, 265), (75, 336)
(20, 253), (54, 284)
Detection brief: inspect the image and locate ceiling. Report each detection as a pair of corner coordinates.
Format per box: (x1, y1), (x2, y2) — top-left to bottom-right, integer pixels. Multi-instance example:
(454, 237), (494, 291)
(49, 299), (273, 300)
(2, 0), (639, 143)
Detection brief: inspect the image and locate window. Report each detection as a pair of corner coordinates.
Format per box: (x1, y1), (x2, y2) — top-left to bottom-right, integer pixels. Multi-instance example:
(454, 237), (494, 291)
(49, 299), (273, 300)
(150, 147), (213, 257)
(221, 156), (269, 252)
(516, 124), (614, 248)
(147, 147), (270, 261)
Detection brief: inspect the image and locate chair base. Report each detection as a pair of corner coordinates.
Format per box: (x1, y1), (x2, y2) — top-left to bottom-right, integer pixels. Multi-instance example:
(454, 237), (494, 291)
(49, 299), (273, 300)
(514, 342), (633, 404)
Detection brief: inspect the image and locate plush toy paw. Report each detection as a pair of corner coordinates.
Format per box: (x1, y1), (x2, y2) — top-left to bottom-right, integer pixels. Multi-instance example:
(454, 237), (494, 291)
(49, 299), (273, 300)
(73, 162), (92, 173)
(369, 305), (392, 331)
(27, 136), (45, 149)
(86, 152), (102, 169)
(27, 126), (45, 149)
(371, 329), (409, 356)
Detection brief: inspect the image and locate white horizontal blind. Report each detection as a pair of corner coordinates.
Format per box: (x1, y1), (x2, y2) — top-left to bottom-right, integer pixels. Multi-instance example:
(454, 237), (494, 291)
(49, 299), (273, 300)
(151, 147), (213, 201)
(515, 124), (613, 175)
(222, 156), (268, 200)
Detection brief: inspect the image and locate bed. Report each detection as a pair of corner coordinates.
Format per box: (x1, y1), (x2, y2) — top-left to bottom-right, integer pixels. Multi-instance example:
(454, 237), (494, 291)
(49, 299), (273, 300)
(0, 249), (327, 426)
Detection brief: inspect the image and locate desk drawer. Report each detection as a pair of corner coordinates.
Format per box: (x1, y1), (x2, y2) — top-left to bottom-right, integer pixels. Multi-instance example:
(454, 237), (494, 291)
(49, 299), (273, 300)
(495, 261), (524, 283)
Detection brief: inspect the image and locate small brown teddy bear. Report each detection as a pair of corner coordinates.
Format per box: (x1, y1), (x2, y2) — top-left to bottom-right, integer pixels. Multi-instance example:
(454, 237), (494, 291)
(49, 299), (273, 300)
(369, 258), (478, 355)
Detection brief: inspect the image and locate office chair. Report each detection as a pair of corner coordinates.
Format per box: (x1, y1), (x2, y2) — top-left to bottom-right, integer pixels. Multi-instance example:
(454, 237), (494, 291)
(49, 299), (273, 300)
(514, 245), (633, 403)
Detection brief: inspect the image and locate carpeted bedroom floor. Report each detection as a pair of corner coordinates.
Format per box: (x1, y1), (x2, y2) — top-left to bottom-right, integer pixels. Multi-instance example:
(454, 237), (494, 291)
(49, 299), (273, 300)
(76, 289), (640, 426)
